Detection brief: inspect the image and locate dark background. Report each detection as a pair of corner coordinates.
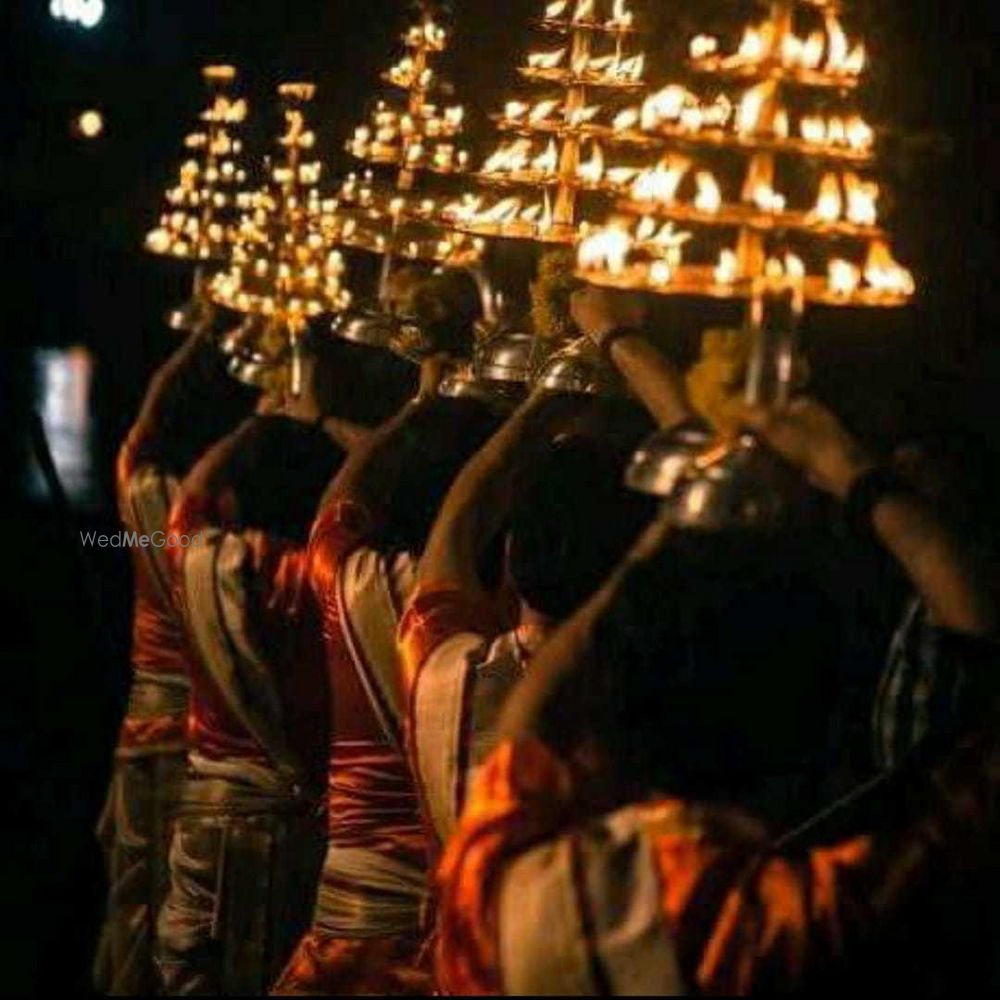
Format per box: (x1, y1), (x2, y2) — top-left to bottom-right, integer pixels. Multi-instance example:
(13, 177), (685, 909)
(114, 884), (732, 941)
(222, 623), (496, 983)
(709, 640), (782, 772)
(0, 0), (995, 991)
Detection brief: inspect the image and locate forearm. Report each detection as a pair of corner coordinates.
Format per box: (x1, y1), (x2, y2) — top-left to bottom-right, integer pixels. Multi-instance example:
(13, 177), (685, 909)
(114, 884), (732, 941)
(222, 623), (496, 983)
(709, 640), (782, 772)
(418, 393), (548, 593)
(318, 415), (372, 452)
(318, 398), (420, 513)
(131, 331), (215, 450)
(499, 514), (672, 741)
(871, 495), (995, 635)
(608, 335), (693, 430)
(178, 416), (260, 519)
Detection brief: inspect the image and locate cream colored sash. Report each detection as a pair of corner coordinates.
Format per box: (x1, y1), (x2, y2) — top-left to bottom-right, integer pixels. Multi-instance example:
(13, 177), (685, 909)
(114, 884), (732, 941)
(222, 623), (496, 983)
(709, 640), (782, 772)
(123, 464), (178, 610)
(413, 633), (524, 840)
(335, 548), (413, 747)
(182, 530), (300, 782)
(498, 809), (686, 995)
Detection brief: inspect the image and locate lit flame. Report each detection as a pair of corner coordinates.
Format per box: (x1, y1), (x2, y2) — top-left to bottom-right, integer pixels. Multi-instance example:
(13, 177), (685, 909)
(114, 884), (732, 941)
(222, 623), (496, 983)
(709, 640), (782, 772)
(641, 85), (688, 128)
(630, 156), (691, 204)
(750, 181), (785, 213)
(483, 140), (531, 174)
(577, 143), (605, 185)
(694, 171), (722, 213)
(737, 25), (769, 62)
(715, 249), (739, 284)
(864, 241), (914, 295)
(527, 47), (566, 70)
(690, 35), (718, 60)
(578, 222), (631, 275)
(828, 258), (861, 297)
(813, 173), (843, 222)
(529, 99), (560, 124)
(613, 107), (640, 132)
(607, 0), (634, 30)
(844, 172), (879, 225)
(531, 139), (559, 175)
(736, 82), (771, 135)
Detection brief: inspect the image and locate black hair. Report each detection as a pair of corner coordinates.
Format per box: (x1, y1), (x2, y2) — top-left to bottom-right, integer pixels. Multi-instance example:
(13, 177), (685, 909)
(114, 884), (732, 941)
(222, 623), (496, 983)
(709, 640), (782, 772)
(407, 268), (483, 360)
(309, 334), (419, 428)
(154, 341), (258, 478)
(372, 396), (502, 558)
(548, 528), (844, 822)
(229, 416), (346, 544)
(508, 433), (656, 619)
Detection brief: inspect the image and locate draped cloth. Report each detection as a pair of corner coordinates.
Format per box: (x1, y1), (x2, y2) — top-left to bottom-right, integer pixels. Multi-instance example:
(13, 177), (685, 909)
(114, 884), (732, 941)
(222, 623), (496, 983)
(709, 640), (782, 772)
(435, 739), (883, 996)
(94, 438), (192, 995)
(157, 495), (329, 995)
(156, 759), (326, 996)
(93, 723), (187, 996)
(398, 583), (521, 843)
(273, 502), (431, 996)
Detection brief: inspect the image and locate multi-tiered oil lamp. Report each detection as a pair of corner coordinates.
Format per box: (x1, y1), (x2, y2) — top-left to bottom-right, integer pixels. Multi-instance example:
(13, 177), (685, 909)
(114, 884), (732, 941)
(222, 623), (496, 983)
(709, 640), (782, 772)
(324, 5), (484, 358)
(210, 83), (350, 393)
(577, 0), (915, 527)
(441, 0), (654, 396)
(145, 65), (249, 334)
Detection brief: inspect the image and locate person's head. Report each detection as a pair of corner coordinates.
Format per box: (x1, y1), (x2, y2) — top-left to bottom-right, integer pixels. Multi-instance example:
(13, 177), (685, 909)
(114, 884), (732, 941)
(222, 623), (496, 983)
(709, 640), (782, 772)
(508, 430), (656, 620)
(398, 267), (484, 361)
(157, 338), (258, 478)
(308, 333), (419, 427)
(371, 396), (502, 558)
(552, 527), (843, 820)
(229, 415), (346, 543)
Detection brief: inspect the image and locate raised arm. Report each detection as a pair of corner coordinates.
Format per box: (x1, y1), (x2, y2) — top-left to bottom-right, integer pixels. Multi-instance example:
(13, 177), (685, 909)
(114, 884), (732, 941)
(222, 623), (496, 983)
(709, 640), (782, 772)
(120, 330), (221, 474)
(173, 415), (264, 529)
(570, 286), (693, 430)
(740, 398), (996, 636)
(315, 354), (446, 517)
(416, 390), (566, 602)
(497, 512), (673, 795)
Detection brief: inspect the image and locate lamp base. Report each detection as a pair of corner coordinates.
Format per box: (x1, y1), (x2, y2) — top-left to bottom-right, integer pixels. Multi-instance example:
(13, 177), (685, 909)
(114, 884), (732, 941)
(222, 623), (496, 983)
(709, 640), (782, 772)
(165, 295), (214, 334)
(665, 435), (811, 532)
(533, 338), (624, 397)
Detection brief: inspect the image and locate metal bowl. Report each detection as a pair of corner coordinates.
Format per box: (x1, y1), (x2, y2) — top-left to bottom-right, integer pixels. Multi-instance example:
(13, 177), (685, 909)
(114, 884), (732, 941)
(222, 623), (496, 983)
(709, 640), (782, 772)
(477, 330), (546, 385)
(533, 338), (623, 396)
(218, 315), (264, 357)
(166, 294), (215, 334)
(663, 435), (810, 532)
(626, 424), (714, 498)
(331, 307), (399, 351)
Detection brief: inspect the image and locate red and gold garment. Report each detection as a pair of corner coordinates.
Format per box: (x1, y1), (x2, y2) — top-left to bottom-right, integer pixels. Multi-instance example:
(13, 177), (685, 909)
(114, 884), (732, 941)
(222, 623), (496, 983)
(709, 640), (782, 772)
(436, 738), (880, 996)
(166, 490), (329, 778)
(272, 500), (431, 996)
(159, 491), (330, 995)
(114, 428), (191, 752)
(94, 431), (194, 995)
(398, 584), (524, 842)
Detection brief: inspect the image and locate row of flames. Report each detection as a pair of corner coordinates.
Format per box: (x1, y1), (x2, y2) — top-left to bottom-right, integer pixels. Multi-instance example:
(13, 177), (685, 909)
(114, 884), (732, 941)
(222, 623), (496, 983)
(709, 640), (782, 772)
(145, 86), (250, 261)
(690, 12), (866, 78)
(577, 220), (914, 299)
(525, 46), (645, 83)
(348, 101), (469, 171)
(614, 81), (874, 154)
(625, 157), (881, 228)
(443, 192), (559, 238)
(543, 0), (634, 30)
